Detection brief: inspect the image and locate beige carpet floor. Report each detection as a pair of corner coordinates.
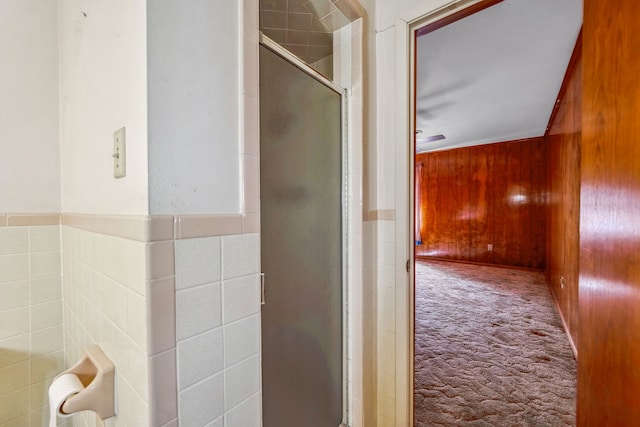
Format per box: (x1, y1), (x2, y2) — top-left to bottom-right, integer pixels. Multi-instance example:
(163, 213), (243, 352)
(414, 260), (576, 426)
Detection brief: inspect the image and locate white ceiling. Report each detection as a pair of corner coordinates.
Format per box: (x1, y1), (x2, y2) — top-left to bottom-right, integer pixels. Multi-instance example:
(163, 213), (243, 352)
(415, 0), (582, 153)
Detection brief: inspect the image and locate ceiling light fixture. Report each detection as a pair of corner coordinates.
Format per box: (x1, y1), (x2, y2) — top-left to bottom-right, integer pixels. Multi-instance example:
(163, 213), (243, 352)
(417, 134), (446, 143)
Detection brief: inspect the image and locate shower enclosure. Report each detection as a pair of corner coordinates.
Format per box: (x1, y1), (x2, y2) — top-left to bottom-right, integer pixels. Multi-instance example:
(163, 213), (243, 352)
(259, 39), (346, 427)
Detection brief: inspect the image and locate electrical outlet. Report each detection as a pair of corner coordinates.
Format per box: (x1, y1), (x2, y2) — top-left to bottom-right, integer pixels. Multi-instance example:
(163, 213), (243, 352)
(487, 244), (493, 251)
(113, 127), (126, 179)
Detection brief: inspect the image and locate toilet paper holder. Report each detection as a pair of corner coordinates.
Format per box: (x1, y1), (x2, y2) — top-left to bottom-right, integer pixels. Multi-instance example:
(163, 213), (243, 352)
(57, 345), (115, 419)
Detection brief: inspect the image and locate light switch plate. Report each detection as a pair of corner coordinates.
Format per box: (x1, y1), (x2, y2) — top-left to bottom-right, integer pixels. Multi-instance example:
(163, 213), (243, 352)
(113, 127), (126, 178)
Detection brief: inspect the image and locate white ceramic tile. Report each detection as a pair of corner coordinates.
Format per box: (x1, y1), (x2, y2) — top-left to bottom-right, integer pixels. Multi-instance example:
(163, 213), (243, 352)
(377, 265), (395, 288)
(126, 289), (147, 348)
(30, 325), (63, 356)
(224, 355), (260, 410)
(0, 386), (29, 424)
(30, 406), (50, 427)
(205, 416), (224, 427)
(100, 236), (125, 284)
(224, 314), (260, 367)
(31, 300), (63, 331)
(29, 276), (62, 305)
(222, 275), (260, 324)
(30, 350), (64, 383)
(128, 343), (149, 401)
(0, 308), (29, 340)
(177, 328), (223, 390)
(103, 278), (128, 332)
(0, 254), (28, 284)
(0, 360), (30, 395)
(379, 307), (395, 333)
(30, 377), (53, 410)
(123, 239), (147, 295)
(380, 241), (394, 265)
(0, 280), (29, 311)
(106, 327), (131, 382)
(379, 284), (395, 311)
(29, 251), (61, 279)
(29, 226), (60, 253)
(224, 392), (261, 427)
(175, 237), (221, 289)
(0, 228), (28, 255)
(176, 283), (222, 340)
(97, 274), (116, 319)
(221, 234), (259, 280)
(118, 376), (150, 427)
(0, 334), (30, 368)
(179, 373), (224, 426)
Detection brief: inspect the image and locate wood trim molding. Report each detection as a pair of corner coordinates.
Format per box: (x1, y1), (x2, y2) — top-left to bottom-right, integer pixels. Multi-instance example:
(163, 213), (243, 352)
(546, 276), (578, 360)
(415, 0), (504, 37)
(546, 28), (583, 135)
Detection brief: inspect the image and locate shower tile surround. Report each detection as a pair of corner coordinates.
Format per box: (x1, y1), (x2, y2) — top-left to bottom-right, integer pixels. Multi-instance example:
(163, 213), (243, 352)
(259, 0), (363, 78)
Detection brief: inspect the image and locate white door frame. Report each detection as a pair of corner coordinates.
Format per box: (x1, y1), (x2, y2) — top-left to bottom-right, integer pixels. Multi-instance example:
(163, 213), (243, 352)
(392, 1), (496, 425)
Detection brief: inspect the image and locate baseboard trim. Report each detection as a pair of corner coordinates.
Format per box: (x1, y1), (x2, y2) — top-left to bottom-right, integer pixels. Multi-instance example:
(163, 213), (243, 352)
(545, 277), (578, 360)
(415, 256), (543, 272)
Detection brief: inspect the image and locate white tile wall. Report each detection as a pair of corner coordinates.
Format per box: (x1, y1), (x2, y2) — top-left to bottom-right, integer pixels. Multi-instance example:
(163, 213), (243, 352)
(0, 225), (63, 426)
(376, 220), (396, 427)
(176, 283), (222, 340)
(62, 226), (149, 427)
(363, 220), (378, 426)
(175, 234), (261, 427)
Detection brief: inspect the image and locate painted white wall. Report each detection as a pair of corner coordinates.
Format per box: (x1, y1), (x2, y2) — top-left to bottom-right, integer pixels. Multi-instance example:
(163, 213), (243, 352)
(147, 0), (240, 215)
(59, 0), (149, 215)
(0, 0), (60, 212)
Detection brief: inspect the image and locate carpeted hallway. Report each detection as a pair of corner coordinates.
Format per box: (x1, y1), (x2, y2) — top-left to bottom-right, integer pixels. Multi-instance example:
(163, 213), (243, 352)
(414, 259), (577, 426)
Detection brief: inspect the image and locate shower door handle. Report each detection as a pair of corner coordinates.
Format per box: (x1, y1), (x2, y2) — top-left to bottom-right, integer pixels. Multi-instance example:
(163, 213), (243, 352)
(260, 272), (266, 305)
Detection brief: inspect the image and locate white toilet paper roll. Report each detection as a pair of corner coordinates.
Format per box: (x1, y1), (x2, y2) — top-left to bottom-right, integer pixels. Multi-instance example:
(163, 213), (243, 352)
(48, 373), (84, 427)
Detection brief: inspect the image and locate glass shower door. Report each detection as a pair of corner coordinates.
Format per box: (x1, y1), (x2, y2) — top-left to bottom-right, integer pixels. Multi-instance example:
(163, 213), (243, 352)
(259, 44), (344, 427)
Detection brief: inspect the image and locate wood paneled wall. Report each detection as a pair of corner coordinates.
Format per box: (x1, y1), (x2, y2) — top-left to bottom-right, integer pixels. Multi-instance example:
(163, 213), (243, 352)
(579, 1), (640, 423)
(415, 138), (546, 269)
(544, 33), (581, 355)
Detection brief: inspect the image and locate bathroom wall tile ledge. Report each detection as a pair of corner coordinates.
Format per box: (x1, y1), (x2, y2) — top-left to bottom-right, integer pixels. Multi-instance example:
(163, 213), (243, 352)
(0, 213), (61, 227)
(0, 212), (257, 241)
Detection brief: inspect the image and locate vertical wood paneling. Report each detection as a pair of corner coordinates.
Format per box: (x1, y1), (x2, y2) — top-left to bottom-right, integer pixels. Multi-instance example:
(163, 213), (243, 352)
(456, 148), (470, 260)
(505, 141), (522, 266)
(485, 144), (497, 265)
(415, 138), (545, 269)
(531, 138), (546, 270)
(545, 31), (581, 356)
(579, 1), (640, 423)
(491, 144), (507, 264)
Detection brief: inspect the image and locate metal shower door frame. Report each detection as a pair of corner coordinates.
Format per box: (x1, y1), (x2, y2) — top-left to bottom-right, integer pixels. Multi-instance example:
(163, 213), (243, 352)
(258, 33), (351, 427)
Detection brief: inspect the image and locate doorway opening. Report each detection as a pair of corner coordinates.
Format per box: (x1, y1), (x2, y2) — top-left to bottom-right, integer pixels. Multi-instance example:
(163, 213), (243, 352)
(409, 0), (581, 424)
